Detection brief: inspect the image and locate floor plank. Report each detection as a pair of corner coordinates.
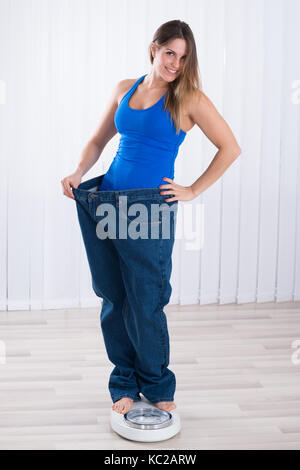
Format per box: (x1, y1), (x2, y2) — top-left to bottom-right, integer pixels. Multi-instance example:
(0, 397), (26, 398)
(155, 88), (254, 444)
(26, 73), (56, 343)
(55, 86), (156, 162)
(0, 301), (300, 449)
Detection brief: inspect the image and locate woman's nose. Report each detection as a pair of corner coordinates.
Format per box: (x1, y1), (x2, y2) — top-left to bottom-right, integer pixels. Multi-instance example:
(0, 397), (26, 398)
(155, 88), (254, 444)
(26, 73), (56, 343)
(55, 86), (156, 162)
(171, 60), (180, 69)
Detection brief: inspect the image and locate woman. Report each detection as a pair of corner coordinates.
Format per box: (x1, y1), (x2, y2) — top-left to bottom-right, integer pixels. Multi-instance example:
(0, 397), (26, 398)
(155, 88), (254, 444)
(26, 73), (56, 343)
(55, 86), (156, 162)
(61, 20), (241, 416)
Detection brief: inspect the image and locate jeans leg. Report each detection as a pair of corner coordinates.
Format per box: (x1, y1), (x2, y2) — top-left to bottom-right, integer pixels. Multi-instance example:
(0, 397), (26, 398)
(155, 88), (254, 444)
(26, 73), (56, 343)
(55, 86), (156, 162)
(74, 196), (141, 402)
(112, 212), (177, 403)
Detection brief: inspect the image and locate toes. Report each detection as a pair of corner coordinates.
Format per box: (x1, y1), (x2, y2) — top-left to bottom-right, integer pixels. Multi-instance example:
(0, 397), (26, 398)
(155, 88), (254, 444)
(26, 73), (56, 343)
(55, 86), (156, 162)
(112, 402), (121, 413)
(155, 402), (176, 412)
(112, 398), (134, 414)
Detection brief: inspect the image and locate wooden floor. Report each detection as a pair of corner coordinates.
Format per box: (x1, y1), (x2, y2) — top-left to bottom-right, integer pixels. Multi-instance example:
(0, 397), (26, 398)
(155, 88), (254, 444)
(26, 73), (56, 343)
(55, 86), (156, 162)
(0, 301), (300, 450)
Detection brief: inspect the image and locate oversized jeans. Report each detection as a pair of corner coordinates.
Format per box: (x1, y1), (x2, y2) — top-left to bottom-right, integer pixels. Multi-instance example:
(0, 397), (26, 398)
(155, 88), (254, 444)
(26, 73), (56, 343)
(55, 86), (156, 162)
(72, 174), (178, 404)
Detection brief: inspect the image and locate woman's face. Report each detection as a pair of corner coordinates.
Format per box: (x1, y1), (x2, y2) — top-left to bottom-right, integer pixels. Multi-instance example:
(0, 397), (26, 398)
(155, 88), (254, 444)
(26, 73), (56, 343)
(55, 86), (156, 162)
(152, 38), (187, 82)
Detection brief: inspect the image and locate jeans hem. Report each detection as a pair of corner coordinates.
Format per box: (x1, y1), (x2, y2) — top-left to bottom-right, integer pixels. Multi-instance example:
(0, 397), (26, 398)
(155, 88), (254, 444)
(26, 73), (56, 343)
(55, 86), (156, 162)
(143, 396), (175, 403)
(111, 394), (142, 404)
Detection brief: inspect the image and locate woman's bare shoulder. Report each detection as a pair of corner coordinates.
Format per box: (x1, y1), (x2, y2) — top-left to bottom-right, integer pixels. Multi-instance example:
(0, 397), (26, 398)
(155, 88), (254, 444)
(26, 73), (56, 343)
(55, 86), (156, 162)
(116, 78), (138, 104)
(186, 88), (213, 120)
(119, 77), (138, 87)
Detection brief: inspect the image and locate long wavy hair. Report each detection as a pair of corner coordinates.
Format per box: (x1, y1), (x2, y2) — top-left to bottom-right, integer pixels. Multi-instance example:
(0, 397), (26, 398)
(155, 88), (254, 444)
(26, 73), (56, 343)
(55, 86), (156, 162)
(149, 20), (202, 134)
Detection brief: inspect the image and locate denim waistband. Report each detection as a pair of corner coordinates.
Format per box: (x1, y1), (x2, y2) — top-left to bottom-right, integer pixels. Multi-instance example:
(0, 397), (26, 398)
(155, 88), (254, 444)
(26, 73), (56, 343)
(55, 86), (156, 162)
(72, 174), (173, 204)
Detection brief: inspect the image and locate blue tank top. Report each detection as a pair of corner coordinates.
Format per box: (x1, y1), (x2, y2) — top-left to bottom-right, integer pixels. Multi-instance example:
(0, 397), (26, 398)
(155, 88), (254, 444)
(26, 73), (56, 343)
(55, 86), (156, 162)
(99, 74), (186, 191)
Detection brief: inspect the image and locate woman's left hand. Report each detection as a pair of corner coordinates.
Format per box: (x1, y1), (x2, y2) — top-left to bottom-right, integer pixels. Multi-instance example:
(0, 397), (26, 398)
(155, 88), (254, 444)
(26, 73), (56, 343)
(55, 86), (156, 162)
(159, 177), (196, 202)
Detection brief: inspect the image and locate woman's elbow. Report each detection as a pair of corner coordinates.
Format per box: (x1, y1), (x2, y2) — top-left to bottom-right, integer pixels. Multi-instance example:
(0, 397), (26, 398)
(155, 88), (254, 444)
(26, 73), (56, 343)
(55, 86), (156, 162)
(233, 145), (242, 159)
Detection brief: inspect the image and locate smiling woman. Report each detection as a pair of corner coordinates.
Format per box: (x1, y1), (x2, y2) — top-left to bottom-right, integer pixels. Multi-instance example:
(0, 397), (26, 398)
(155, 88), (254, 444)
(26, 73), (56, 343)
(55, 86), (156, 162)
(165, 48), (187, 74)
(61, 19), (241, 432)
(148, 23), (202, 135)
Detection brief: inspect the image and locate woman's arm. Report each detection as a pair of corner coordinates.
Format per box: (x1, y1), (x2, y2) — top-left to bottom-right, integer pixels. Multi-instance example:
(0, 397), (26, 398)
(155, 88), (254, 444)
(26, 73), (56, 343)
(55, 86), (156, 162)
(61, 79), (126, 199)
(75, 81), (121, 178)
(189, 90), (241, 197)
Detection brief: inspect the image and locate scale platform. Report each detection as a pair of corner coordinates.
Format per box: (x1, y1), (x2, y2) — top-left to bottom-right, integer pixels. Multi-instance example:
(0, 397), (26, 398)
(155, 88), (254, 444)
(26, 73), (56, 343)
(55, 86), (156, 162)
(110, 395), (181, 442)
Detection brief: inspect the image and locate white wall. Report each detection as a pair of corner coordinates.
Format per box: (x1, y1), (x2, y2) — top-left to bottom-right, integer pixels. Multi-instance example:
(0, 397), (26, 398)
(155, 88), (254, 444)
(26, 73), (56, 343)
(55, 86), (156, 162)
(0, 0), (299, 311)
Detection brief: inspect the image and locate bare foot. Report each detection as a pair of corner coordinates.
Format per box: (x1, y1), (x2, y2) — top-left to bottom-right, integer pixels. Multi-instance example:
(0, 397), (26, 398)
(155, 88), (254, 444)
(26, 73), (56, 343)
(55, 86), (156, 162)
(154, 401), (176, 412)
(112, 397), (134, 414)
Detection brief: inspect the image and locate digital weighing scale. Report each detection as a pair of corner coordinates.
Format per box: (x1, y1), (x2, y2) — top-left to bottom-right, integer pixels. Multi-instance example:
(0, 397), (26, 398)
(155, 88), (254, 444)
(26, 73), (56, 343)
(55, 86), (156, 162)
(110, 394), (181, 442)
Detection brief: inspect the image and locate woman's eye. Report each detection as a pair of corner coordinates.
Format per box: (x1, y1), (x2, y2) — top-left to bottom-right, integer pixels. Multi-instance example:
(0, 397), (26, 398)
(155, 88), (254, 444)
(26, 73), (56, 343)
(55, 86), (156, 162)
(166, 51), (173, 55)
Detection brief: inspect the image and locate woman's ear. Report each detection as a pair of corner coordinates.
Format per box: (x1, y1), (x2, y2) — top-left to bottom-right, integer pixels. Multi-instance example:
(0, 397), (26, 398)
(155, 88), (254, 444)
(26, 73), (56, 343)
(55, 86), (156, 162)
(151, 42), (156, 60)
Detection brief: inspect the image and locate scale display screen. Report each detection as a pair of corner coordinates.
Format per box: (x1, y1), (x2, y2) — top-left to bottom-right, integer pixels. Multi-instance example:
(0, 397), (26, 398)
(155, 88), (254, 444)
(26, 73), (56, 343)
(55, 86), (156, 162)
(124, 408), (173, 430)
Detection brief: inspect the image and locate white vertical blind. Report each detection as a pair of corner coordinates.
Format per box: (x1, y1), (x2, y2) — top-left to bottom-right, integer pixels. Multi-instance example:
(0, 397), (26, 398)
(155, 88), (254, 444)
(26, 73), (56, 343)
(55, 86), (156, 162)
(276, 0), (300, 302)
(220, 0), (244, 304)
(0, 0), (299, 311)
(257, 0), (284, 302)
(238, 0), (265, 303)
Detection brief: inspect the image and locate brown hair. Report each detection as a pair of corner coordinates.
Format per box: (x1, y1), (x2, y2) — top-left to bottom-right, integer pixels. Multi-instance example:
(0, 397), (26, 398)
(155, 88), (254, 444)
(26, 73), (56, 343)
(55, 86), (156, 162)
(149, 19), (202, 134)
